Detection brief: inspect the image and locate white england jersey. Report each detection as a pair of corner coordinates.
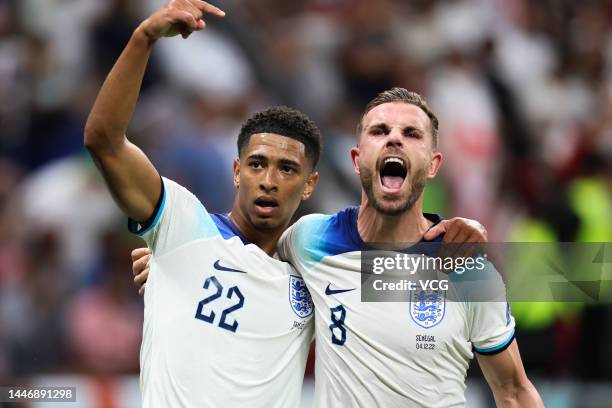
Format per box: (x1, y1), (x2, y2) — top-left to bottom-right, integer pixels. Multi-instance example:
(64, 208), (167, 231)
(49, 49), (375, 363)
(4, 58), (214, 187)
(130, 178), (314, 408)
(278, 207), (515, 408)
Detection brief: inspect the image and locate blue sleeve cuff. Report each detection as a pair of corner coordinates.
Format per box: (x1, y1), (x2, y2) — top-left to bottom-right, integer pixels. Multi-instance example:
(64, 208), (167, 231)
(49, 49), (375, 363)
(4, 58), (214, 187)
(128, 178), (166, 237)
(473, 328), (516, 355)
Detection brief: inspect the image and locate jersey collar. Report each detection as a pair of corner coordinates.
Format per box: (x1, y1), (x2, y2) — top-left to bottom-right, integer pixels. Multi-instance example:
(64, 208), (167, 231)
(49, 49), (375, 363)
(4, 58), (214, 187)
(210, 213), (252, 245)
(349, 207), (444, 255)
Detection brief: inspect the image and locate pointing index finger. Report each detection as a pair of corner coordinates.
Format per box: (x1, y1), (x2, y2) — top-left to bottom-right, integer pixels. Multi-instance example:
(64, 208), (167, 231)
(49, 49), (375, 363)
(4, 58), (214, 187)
(192, 0), (225, 17)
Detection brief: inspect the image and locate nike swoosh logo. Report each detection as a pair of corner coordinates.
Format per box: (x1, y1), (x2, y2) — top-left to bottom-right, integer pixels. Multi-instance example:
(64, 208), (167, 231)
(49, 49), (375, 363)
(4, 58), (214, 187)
(213, 260), (247, 273)
(325, 283), (356, 295)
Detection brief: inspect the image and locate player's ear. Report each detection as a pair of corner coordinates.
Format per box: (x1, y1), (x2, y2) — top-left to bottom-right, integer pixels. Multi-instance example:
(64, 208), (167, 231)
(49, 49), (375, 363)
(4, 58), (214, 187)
(233, 158), (240, 188)
(427, 151), (442, 179)
(350, 146), (360, 175)
(301, 172), (319, 200)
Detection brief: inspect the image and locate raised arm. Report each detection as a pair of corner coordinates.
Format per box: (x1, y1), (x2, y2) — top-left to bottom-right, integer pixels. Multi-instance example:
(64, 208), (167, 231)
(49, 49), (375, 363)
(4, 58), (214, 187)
(84, 0), (224, 222)
(477, 340), (544, 407)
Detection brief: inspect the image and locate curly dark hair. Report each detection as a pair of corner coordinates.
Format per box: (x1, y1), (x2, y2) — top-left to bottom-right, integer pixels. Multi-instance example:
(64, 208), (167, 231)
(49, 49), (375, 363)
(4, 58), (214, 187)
(237, 106), (322, 169)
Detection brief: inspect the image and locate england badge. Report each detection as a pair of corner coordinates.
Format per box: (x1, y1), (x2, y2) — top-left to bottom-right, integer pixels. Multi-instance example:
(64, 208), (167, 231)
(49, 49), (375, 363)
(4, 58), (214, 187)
(289, 275), (313, 318)
(410, 288), (446, 329)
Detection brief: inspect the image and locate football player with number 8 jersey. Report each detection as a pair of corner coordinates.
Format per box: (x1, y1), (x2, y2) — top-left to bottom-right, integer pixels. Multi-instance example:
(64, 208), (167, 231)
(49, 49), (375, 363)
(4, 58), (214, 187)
(278, 89), (543, 407)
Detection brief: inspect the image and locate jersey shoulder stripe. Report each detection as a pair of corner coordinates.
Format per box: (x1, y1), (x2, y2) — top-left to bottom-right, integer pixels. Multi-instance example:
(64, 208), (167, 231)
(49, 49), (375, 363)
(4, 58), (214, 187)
(294, 207), (445, 264)
(210, 213), (252, 244)
(294, 208), (362, 264)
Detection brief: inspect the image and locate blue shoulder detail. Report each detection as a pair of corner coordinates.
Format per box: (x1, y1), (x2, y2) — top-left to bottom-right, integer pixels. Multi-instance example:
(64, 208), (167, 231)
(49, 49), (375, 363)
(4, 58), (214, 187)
(295, 207), (362, 264)
(195, 206), (222, 240)
(295, 208), (445, 264)
(210, 213), (251, 245)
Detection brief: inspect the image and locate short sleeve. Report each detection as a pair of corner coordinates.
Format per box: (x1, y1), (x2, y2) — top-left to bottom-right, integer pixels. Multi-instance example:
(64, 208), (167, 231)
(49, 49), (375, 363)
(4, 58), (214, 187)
(278, 222), (301, 265)
(278, 212), (352, 272)
(468, 263), (516, 355)
(128, 177), (220, 256)
(277, 214), (326, 266)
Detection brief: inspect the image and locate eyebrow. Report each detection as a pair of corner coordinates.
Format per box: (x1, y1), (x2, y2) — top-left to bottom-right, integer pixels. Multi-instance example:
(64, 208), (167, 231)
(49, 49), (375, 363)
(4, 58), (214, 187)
(368, 123), (390, 133)
(368, 123), (424, 135)
(246, 154), (267, 162)
(279, 158), (301, 168)
(247, 155), (302, 168)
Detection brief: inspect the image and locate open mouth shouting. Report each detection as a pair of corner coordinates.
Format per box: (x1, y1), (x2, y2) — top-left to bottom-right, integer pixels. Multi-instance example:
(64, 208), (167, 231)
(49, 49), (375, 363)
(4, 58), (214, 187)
(254, 196), (279, 217)
(379, 156), (408, 194)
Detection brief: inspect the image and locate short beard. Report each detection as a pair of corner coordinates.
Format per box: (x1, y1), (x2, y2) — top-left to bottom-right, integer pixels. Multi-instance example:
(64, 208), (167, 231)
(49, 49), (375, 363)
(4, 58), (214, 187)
(361, 167), (426, 216)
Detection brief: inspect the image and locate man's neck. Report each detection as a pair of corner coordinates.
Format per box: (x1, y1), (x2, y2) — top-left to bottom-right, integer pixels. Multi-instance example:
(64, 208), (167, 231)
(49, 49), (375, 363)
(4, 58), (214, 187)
(228, 204), (284, 256)
(357, 192), (432, 245)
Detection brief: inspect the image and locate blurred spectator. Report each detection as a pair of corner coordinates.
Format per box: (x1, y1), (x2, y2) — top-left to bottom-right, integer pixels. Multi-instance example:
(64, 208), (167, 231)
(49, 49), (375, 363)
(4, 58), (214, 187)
(91, 0), (147, 79)
(67, 230), (142, 373)
(18, 155), (121, 280)
(1, 229), (69, 376)
(428, 51), (502, 230)
(0, 0), (611, 392)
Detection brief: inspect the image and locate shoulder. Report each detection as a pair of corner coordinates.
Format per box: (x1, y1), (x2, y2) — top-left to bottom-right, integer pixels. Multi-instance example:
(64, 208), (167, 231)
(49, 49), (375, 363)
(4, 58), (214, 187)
(291, 213), (333, 237)
(295, 207), (359, 231)
(293, 207), (358, 242)
(449, 259), (508, 303)
(161, 176), (200, 202)
(288, 207), (361, 263)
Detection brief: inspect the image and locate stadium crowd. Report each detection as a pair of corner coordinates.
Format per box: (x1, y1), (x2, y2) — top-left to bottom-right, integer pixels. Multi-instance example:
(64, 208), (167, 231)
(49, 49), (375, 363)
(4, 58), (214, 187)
(0, 0), (610, 396)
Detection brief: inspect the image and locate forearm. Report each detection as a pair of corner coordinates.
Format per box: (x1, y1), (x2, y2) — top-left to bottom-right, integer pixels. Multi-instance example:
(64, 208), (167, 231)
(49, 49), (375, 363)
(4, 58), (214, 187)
(492, 380), (544, 408)
(478, 342), (543, 408)
(84, 26), (154, 153)
(82, 1), (223, 222)
(83, 25), (162, 222)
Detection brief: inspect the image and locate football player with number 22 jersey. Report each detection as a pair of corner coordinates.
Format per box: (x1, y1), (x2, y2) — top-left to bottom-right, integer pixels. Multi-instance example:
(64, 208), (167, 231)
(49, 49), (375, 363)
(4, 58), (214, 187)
(84, 2), (322, 405)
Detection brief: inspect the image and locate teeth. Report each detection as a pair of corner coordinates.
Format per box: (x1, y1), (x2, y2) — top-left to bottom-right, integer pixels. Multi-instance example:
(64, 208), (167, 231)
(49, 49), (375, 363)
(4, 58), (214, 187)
(383, 157), (405, 168)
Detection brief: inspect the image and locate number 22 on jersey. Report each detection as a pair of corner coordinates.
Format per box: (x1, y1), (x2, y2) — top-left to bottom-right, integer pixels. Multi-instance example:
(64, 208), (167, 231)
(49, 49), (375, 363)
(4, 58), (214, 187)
(195, 275), (245, 333)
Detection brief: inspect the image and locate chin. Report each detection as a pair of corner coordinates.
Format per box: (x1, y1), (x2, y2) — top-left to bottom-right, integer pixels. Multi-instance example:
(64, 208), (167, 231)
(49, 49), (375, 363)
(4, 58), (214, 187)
(252, 217), (283, 231)
(373, 198), (412, 216)
(362, 169), (424, 216)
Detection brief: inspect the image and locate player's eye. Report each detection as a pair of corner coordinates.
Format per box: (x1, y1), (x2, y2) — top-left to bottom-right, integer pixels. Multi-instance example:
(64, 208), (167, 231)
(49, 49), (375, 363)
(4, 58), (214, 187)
(405, 130), (422, 139)
(370, 128), (385, 136)
(249, 161), (264, 169)
(281, 166), (295, 174)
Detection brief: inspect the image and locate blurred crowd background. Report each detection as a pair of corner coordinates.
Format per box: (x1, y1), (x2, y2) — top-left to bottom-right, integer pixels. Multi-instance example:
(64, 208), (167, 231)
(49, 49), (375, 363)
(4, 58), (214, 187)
(0, 0), (611, 406)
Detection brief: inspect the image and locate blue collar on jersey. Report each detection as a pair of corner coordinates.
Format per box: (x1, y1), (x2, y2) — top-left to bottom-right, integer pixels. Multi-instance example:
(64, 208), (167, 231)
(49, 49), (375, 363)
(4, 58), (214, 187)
(210, 213), (252, 245)
(345, 207), (444, 256)
(209, 208), (444, 255)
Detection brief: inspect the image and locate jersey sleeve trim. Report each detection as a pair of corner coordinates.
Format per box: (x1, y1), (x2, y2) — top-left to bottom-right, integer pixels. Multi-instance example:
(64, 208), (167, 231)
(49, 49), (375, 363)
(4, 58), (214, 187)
(128, 179), (166, 237)
(473, 328), (516, 355)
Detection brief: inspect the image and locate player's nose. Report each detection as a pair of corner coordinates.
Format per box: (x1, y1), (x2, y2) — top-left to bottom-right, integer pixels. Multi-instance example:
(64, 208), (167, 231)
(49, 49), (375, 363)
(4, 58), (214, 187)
(385, 129), (403, 148)
(259, 168), (278, 193)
